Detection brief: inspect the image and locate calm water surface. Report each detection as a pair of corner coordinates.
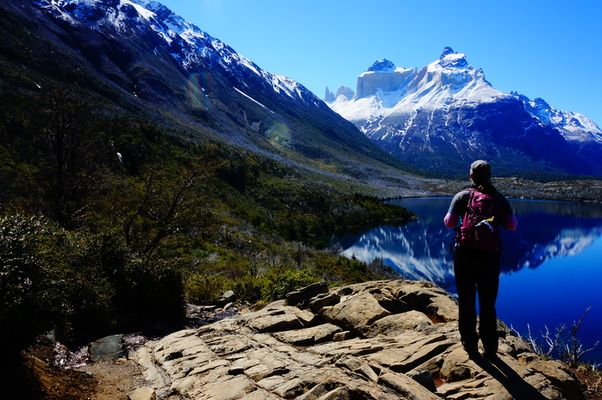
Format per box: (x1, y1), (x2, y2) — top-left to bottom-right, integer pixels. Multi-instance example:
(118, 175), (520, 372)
(340, 197), (602, 362)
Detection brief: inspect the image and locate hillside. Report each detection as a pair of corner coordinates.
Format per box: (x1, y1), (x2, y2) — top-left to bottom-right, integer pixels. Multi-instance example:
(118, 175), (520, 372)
(0, 0), (418, 181)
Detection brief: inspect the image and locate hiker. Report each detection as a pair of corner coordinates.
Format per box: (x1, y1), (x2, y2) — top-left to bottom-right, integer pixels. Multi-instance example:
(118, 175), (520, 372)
(444, 160), (518, 359)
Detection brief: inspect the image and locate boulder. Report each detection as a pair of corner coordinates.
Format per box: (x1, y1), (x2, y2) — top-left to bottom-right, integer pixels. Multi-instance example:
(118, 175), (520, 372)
(286, 282), (328, 307)
(526, 359), (585, 400)
(127, 387), (156, 400)
(275, 324), (342, 345)
(243, 304), (315, 333)
(217, 289), (236, 306)
(378, 372), (441, 400)
(366, 310), (433, 337)
(308, 292), (340, 312)
(332, 331), (353, 341)
(440, 347), (477, 382)
(323, 292), (390, 333)
(397, 282), (458, 322)
(89, 334), (125, 362)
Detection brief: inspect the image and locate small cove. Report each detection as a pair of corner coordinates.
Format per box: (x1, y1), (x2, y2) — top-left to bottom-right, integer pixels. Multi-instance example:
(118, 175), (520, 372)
(339, 197), (602, 363)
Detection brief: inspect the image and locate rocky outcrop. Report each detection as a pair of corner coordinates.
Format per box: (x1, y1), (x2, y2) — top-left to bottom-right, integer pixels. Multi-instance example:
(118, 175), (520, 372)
(324, 87), (335, 103)
(335, 86), (354, 101)
(89, 334), (125, 362)
(134, 279), (584, 399)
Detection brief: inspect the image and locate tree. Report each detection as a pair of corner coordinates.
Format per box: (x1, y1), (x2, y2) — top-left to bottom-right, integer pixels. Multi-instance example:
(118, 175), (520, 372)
(37, 87), (109, 227)
(109, 157), (218, 256)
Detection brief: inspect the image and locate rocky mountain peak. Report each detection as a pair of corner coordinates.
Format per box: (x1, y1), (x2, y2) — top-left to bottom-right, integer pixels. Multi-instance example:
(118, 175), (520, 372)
(437, 47), (469, 69)
(328, 45), (602, 177)
(367, 58), (396, 72)
(335, 86), (355, 100)
(324, 87), (335, 103)
(440, 46), (456, 58)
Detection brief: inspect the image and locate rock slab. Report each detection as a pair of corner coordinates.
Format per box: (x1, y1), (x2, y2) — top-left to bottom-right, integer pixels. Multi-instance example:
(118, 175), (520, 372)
(134, 279), (584, 400)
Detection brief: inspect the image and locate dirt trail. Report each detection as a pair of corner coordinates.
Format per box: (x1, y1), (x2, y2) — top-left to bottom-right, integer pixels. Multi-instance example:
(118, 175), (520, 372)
(29, 348), (146, 400)
(79, 359), (146, 400)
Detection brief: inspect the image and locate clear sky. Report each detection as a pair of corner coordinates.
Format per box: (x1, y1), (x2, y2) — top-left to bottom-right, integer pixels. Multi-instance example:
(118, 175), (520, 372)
(159, 0), (602, 125)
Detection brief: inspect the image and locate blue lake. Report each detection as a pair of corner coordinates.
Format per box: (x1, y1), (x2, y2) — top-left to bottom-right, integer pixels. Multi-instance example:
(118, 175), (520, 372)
(339, 197), (602, 363)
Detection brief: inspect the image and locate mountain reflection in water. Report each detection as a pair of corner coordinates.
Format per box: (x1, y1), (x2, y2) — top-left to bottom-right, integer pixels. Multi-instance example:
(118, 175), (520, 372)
(339, 197), (602, 362)
(341, 198), (602, 294)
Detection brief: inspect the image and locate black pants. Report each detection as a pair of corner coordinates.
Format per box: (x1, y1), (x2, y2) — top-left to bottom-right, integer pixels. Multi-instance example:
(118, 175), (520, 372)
(453, 246), (501, 354)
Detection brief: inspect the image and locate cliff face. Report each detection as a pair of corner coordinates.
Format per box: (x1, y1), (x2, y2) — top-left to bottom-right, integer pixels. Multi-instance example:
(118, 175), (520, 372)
(134, 280), (584, 400)
(356, 68), (415, 99)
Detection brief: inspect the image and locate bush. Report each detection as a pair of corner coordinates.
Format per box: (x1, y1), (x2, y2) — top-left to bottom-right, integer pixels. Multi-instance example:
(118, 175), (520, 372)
(112, 257), (185, 333)
(233, 276), (267, 303)
(0, 215), (49, 352)
(184, 273), (230, 304)
(1, 213), (186, 348)
(260, 268), (320, 301)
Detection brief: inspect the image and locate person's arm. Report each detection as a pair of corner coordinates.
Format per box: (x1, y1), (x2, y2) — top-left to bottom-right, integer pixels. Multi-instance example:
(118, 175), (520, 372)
(444, 191), (469, 229)
(444, 212), (458, 228)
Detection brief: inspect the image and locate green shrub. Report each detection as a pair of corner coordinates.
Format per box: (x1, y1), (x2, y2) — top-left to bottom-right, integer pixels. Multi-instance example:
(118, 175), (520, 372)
(232, 276), (268, 303)
(260, 268), (320, 301)
(1, 213), (187, 347)
(184, 273), (230, 304)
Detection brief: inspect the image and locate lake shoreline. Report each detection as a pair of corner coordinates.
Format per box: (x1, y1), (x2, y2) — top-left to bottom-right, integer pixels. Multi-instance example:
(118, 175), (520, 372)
(374, 177), (602, 205)
(420, 177), (602, 204)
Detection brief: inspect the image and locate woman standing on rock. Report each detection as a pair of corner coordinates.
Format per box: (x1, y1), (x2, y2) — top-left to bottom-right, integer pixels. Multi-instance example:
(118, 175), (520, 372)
(444, 160), (518, 359)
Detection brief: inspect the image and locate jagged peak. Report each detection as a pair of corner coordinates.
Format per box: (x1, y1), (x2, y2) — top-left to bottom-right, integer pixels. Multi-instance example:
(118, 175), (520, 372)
(324, 87), (335, 103)
(532, 97), (551, 108)
(437, 47), (469, 69)
(440, 46), (456, 59)
(367, 59), (396, 72)
(335, 86), (354, 100)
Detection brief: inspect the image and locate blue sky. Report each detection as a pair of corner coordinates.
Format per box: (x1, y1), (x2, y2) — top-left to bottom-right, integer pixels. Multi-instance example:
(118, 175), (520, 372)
(159, 0), (602, 125)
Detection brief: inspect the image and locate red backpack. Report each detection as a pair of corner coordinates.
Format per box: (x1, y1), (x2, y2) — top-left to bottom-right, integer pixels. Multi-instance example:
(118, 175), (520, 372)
(458, 189), (501, 251)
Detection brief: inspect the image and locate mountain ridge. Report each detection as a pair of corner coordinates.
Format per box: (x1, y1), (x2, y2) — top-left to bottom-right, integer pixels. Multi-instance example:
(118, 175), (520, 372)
(327, 47), (602, 178)
(3, 0), (410, 182)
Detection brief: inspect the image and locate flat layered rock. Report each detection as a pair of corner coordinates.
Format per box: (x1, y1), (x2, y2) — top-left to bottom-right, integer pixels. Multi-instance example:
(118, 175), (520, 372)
(323, 292), (390, 333)
(275, 324), (342, 345)
(134, 279), (583, 400)
(366, 310), (433, 337)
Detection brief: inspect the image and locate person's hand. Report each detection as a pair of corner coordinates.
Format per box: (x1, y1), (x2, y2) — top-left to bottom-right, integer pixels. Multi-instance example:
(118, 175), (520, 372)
(476, 217), (495, 232)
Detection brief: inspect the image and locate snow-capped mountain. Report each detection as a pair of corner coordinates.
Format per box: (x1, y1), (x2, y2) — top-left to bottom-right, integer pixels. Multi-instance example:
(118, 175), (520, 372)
(36, 0), (314, 103)
(3, 0), (396, 175)
(327, 48), (602, 177)
(514, 94), (602, 143)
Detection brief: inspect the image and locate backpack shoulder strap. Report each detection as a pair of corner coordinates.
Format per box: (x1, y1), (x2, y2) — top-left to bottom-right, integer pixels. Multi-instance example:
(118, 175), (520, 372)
(465, 188), (476, 213)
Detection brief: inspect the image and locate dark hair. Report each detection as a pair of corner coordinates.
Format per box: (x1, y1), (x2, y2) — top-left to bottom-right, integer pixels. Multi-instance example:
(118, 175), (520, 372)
(472, 181), (497, 194)
(469, 160), (495, 193)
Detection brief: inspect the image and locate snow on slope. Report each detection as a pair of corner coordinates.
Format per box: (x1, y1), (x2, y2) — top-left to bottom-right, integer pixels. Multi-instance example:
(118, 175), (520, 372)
(34, 0), (316, 104)
(515, 94), (602, 143)
(331, 48), (507, 121)
(329, 47), (602, 144)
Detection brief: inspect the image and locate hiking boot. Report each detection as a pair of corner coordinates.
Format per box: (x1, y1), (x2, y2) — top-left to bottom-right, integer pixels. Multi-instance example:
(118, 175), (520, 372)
(462, 342), (479, 358)
(483, 350), (498, 361)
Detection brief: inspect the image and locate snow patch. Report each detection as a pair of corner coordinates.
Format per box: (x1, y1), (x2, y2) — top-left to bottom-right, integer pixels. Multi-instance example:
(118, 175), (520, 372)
(233, 87), (273, 113)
